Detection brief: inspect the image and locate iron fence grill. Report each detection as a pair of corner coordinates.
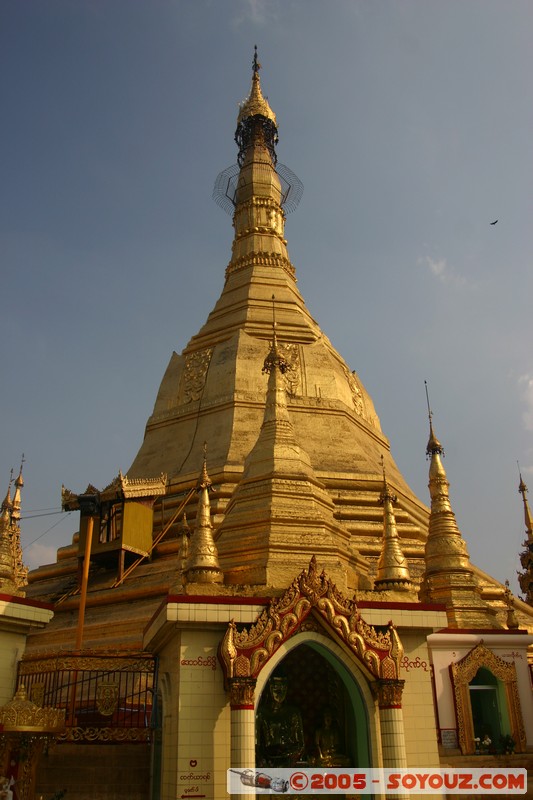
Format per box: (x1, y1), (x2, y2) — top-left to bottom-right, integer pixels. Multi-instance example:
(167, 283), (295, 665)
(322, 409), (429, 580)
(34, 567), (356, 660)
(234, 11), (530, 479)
(17, 654), (156, 743)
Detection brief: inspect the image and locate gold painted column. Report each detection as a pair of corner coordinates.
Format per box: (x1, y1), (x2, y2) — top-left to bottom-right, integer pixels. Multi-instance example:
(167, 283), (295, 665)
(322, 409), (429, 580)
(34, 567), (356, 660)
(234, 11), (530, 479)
(229, 677), (256, 799)
(373, 680), (409, 800)
(229, 678), (256, 766)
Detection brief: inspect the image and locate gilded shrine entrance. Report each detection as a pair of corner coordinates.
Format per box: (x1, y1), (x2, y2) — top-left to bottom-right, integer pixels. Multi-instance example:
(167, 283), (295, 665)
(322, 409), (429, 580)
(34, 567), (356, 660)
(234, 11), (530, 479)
(220, 557), (408, 792)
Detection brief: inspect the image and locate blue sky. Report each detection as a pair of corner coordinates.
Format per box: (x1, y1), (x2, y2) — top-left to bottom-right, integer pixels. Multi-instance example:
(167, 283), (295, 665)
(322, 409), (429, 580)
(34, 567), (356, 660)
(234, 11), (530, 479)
(1, 0), (532, 595)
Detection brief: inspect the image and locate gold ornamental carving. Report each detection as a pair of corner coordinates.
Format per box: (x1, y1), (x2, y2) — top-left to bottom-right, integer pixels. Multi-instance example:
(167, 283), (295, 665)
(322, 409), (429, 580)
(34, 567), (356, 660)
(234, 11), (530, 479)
(0, 686), (65, 733)
(220, 556), (403, 685)
(343, 367), (365, 417)
(18, 654), (155, 675)
(57, 726), (150, 743)
(451, 643), (526, 755)
(371, 679), (405, 709)
(229, 677), (257, 707)
(225, 253), (296, 280)
(183, 348), (213, 402)
(96, 682), (119, 716)
(279, 342), (300, 396)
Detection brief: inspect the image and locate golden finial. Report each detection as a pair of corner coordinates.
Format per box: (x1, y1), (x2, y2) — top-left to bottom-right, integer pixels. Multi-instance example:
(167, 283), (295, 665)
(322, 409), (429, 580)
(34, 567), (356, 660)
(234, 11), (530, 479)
(425, 381), (444, 457)
(237, 47), (277, 127)
(11, 456), (24, 524)
(15, 454), (25, 487)
(253, 44), (261, 75)
(518, 461), (528, 497)
(263, 294), (289, 375)
(1, 470), (14, 513)
(379, 454), (397, 504)
(198, 442), (212, 491)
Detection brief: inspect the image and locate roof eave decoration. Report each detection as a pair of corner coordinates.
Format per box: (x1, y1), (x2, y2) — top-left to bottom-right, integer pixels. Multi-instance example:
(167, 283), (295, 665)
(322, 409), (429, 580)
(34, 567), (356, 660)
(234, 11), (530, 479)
(219, 556), (403, 685)
(101, 471), (168, 501)
(62, 472), (167, 510)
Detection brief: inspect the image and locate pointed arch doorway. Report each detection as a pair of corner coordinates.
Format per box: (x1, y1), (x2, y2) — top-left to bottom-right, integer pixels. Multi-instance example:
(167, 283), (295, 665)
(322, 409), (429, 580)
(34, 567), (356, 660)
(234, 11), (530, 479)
(255, 637), (371, 769)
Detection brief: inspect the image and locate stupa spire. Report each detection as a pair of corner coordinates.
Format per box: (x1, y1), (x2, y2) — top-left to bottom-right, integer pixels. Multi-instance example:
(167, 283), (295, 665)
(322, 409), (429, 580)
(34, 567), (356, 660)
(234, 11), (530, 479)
(0, 474), (17, 594)
(0, 468), (27, 596)
(374, 457), (413, 592)
(185, 445), (223, 585)
(419, 386), (497, 627)
(1, 470), (14, 516)
(517, 466), (533, 605)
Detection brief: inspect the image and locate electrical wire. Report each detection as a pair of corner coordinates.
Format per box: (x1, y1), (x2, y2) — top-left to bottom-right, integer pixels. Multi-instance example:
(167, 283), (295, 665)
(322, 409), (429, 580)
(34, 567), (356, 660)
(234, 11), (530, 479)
(22, 511), (73, 552)
(21, 511), (63, 520)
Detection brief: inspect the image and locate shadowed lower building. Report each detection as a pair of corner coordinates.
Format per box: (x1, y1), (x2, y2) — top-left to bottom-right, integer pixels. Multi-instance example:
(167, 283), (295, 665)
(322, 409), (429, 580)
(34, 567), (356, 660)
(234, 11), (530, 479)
(8, 50), (533, 800)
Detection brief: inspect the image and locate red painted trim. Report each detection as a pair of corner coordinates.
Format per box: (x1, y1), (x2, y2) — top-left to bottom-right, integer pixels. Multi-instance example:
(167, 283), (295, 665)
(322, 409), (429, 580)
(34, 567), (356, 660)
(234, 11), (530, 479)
(0, 593), (54, 611)
(231, 704), (255, 711)
(380, 704), (402, 710)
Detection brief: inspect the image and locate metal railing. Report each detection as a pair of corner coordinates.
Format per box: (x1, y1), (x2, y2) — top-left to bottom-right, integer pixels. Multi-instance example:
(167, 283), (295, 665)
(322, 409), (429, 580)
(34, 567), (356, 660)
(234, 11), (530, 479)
(17, 653), (156, 743)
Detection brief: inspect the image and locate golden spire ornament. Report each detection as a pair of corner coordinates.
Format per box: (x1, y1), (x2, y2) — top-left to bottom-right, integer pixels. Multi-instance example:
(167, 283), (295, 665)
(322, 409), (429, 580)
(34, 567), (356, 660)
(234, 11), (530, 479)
(185, 445), (223, 584)
(374, 457), (413, 591)
(517, 465), (533, 605)
(419, 384), (498, 627)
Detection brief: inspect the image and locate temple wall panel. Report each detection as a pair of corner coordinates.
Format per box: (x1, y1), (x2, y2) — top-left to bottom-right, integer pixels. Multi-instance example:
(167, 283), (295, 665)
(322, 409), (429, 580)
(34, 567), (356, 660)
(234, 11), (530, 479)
(175, 628), (229, 800)
(398, 633), (442, 771)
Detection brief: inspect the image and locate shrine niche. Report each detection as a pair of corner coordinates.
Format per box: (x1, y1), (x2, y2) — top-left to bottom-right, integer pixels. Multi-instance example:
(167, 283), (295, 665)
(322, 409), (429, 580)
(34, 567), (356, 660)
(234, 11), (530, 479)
(255, 645), (358, 769)
(450, 643), (526, 755)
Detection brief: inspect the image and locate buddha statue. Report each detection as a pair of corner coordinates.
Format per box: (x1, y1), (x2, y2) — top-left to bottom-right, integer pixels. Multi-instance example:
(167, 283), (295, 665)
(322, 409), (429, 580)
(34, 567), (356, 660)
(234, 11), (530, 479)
(315, 707), (350, 766)
(256, 674), (305, 767)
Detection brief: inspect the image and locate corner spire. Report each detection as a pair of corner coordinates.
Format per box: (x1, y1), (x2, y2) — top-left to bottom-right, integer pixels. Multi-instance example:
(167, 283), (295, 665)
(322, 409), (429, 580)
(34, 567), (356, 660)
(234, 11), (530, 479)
(517, 465), (533, 605)
(185, 446), (223, 585)
(374, 457), (413, 592)
(0, 467), (27, 596)
(419, 389), (498, 627)
(518, 464), (533, 537)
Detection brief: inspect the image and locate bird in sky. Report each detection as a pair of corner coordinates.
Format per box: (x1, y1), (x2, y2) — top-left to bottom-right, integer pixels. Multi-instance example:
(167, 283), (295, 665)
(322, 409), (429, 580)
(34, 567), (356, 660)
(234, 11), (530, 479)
(490, 219), (498, 225)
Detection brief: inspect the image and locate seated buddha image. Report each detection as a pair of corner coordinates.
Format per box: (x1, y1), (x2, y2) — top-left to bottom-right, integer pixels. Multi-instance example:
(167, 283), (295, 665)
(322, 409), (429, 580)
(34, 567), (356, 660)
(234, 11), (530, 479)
(315, 706), (350, 767)
(256, 674), (305, 767)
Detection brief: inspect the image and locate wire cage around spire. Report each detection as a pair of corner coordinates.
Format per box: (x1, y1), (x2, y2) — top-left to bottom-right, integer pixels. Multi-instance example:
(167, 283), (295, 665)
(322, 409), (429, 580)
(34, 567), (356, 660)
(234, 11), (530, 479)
(213, 162), (303, 216)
